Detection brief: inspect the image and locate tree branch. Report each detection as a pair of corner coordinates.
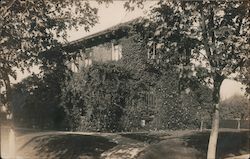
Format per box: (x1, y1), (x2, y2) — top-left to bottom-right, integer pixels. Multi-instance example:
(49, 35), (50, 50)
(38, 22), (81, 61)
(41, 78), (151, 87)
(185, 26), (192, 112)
(209, 5), (217, 56)
(0, 0), (17, 12)
(232, 57), (246, 73)
(199, 5), (212, 62)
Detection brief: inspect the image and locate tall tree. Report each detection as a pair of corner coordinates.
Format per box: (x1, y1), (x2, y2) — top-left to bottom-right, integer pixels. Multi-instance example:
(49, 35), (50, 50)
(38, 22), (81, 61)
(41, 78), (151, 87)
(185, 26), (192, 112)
(0, 0), (113, 121)
(136, 1), (249, 158)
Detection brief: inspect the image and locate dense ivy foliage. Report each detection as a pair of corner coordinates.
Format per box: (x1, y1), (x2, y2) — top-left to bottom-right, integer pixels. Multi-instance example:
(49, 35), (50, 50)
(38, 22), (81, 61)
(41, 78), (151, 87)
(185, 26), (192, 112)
(121, 35), (212, 130)
(60, 35), (213, 132)
(61, 63), (141, 132)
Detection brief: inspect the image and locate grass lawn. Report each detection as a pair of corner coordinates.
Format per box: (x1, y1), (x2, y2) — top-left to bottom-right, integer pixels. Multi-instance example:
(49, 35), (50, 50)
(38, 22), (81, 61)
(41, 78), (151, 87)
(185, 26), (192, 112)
(137, 130), (249, 159)
(15, 130), (249, 159)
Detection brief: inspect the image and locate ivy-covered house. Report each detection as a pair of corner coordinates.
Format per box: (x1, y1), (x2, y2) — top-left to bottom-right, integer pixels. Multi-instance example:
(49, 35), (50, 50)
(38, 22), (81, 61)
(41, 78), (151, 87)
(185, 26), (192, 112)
(58, 18), (168, 130)
(55, 18), (211, 131)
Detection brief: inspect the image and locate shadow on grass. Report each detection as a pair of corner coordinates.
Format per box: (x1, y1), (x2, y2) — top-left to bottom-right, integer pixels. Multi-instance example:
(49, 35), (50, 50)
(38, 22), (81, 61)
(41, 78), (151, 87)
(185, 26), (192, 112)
(120, 133), (163, 144)
(182, 131), (250, 159)
(32, 134), (117, 159)
(138, 131), (249, 159)
(137, 139), (204, 159)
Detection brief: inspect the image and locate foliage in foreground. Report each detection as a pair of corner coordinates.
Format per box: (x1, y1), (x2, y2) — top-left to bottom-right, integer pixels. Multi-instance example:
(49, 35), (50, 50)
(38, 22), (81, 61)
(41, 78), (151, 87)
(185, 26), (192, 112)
(11, 49), (71, 129)
(11, 74), (68, 129)
(0, 0), (108, 116)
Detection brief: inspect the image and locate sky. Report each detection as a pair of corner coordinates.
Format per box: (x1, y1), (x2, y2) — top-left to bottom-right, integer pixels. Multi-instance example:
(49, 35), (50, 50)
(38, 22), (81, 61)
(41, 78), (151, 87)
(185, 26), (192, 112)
(67, 1), (155, 42)
(12, 1), (245, 100)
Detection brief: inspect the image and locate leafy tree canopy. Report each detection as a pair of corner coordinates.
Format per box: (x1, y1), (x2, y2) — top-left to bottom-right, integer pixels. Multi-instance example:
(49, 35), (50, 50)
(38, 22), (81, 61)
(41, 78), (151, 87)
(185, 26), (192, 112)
(136, 0), (249, 92)
(134, 1), (249, 158)
(0, 0), (112, 116)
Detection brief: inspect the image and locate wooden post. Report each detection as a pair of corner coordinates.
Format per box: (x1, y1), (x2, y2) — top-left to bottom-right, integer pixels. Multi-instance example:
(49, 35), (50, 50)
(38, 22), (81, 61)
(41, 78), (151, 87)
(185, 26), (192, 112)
(1, 126), (8, 158)
(236, 118), (241, 130)
(0, 126), (16, 159)
(8, 127), (16, 158)
(141, 120), (145, 127)
(200, 120), (204, 132)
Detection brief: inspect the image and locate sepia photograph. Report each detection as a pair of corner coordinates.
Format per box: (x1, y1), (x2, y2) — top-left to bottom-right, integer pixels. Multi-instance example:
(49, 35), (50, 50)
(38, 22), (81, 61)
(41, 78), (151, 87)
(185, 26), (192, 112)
(0, 0), (249, 158)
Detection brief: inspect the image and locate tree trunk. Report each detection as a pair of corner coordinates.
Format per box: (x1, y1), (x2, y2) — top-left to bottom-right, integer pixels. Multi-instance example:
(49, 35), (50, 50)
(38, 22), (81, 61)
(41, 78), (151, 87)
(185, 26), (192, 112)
(2, 72), (12, 115)
(207, 103), (220, 159)
(207, 75), (224, 159)
(2, 74), (16, 158)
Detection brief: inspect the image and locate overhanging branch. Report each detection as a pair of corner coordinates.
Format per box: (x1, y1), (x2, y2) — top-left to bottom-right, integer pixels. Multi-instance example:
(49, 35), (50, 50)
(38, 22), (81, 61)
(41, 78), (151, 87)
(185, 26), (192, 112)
(0, 0), (17, 12)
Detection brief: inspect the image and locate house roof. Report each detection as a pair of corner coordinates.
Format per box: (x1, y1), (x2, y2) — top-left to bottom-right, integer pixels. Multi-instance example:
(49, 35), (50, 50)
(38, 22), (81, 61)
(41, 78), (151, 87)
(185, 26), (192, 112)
(62, 17), (142, 52)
